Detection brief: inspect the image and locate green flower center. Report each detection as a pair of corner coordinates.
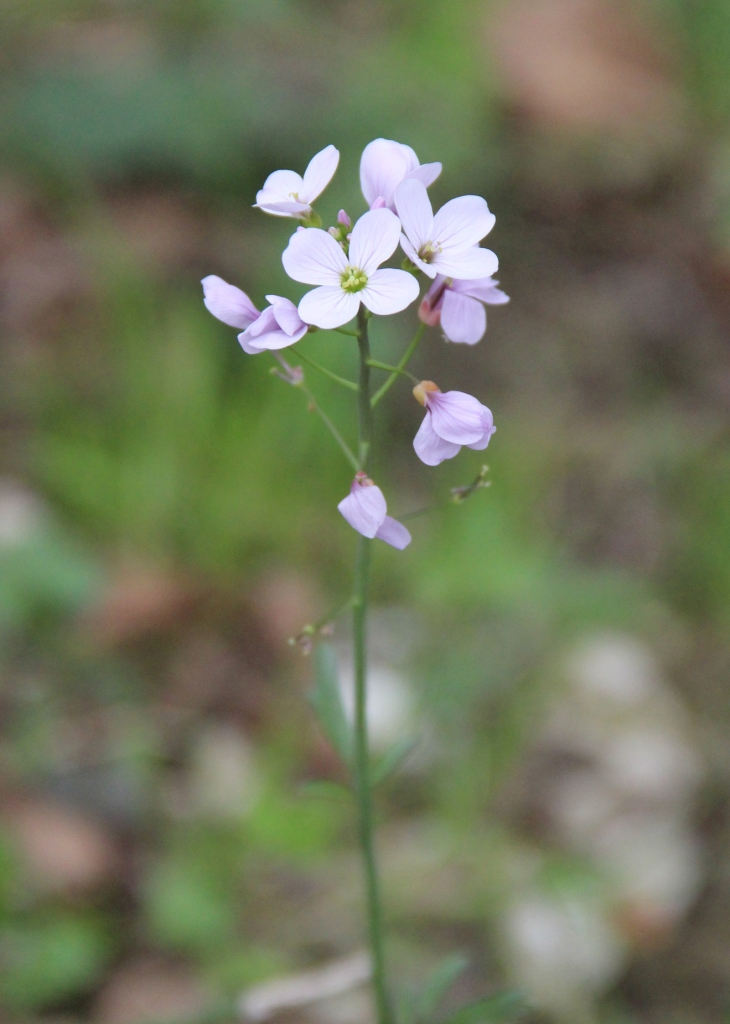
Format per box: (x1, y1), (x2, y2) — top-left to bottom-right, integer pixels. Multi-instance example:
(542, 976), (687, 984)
(418, 242), (440, 264)
(341, 265), (368, 293)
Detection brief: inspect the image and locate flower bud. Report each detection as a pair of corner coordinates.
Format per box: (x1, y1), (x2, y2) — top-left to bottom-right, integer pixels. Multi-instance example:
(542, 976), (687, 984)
(337, 209), (351, 228)
(412, 380), (440, 406)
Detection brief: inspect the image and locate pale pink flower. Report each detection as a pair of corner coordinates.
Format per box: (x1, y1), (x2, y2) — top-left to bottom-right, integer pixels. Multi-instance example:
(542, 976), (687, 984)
(394, 179), (498, 280)
(254, 145), (339, 219)
(201, 276), (307, 353)
(412, 382), (495, 466)
(360, 138), (441, 212)
(338, 472), (411, 549)
(419, 274), (509, 344)
(282, 208), (419, 329)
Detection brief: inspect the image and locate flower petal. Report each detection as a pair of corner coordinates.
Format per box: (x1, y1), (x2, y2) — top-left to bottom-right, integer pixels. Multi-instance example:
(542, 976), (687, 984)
(394, 179), (434, 252)
(466, 405), (496, 450)
(247, 306), (278, 338)
(433, 195), (495, 252)
(360, 269), (420, 316)
(432, 246), (499, 281)
(298, 286), (359, 329)
(413, 415), (461, 466)
(375, 515), (412, 549)
(427, 391), (485, 444)
(338, 480), (387, 538)
(405, 161), (442, 189)
(255, 199), (312, 217)
(451, 276), (510, 305)
(255, 170), (310, 215)
(440, 289), (486, 345)
(202, 275), (259, 329)
(239, 327), (299, 352)
(301, 145), (340, 203)
(360, 139), (413, 209)
(282, 228), (347, 286)
(266, 294), (308, 337)
(348, 208), (402, 276)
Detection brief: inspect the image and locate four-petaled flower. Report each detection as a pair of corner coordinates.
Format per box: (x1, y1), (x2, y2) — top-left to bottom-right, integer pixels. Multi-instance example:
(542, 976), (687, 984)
(338, 473), (411, 549)
(360, 138), (441, 212)
(255, 145), (339, 219)
(395, 179), (498, 280)
(412, 381), (495, 466)
(282, 208), (419, 329)
(202, 276), (308, 353)
(419, 274), (509, 345)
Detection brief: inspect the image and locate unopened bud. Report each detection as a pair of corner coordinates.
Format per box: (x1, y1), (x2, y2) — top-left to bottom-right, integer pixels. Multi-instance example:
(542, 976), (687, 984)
(412, 380), (440, 406)
(337, 209), (351, 229)
(328, 226), (339, 238)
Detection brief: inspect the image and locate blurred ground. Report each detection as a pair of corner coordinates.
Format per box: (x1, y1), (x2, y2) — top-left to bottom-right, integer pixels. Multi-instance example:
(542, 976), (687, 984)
(1, 2), (730, 1022)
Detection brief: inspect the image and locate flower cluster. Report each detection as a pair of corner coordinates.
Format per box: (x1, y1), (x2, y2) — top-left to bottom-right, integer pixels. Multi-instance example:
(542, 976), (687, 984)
(202, 139), (509, 550)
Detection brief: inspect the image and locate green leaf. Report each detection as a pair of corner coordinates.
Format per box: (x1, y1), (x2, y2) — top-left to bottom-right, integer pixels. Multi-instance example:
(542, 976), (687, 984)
(439, 991), (526, 1024)
(416, 954), (470, 1021)
(371, 736), (418, 787)
(308, 643), (352, 766)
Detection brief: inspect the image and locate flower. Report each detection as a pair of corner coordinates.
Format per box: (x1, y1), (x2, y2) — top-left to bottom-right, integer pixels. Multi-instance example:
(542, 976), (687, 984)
(394, 179), (498, 280)
(338, 473), (411, 549)
(419, 274), (509, 344)
(254, 145), (339, 219)
(412, 381), (495, 466)
(201, 276), (308, 353)
(360, 138), (441, 212)
(282, 208), (420, 329)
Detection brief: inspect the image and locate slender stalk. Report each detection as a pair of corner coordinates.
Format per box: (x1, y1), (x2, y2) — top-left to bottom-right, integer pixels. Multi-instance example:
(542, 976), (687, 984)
(370, 323), (426, 408)
(353, 306), (392, 1024)
(296, 348), (359, 391)
(366, 358), (419, 383)
(300, 382), (359, 472)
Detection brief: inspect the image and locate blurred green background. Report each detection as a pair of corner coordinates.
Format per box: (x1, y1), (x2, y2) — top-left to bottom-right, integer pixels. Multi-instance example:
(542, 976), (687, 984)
(1, 1), (730, 1022)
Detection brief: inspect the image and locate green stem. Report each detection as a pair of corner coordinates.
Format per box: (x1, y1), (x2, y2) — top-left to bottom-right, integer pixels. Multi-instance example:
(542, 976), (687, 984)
(366, 359), (418, 384)
(296, 348), (359, 391)
(332, 326), (361, 338)
(353, 307), (392, 1024)
(370, 323), (426, 408)
(300, 382), (359, 472)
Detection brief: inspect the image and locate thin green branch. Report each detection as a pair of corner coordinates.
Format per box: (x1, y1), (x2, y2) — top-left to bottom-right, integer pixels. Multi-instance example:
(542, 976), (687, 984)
(295, 348), (359, 391)
(300, 382), (359, 472)
(332, 326), (361, 338)
(398, 465), (491, 521)
(366, 359), (419, 384)
(370, 323), (426, 408)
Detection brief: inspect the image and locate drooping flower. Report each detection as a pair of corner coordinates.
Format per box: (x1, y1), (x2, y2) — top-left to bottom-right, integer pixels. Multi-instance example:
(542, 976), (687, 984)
(419, 274), (509, 344)
(254, 145), (339, 219)
(338, 472), (411, 549)
(412, 381), (495, 466)
(394, 179), (498, 280)
(281, 208), (420, 329)
(360, 138), (441, 212)
(201, 276), (308, 353)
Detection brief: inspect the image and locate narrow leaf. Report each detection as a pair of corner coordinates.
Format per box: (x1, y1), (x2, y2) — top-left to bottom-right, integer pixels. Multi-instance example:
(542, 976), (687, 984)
(308, 643), (352, 766)
(417, 954), (470, 1022)
(439, 991), (526, 1024)
(371, 736), (418, 787)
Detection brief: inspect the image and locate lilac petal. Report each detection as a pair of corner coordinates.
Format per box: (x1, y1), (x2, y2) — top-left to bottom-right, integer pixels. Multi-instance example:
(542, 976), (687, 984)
(247, 305), (278, 338)
(258, 168), (303, 198)
(466, 405), (496, 450)
(360, 139), (414, 209)
(440, 290), (486, 345)
(451, 277), (510, 305)
(432, 246), (498, 281)
(298, 286), (359, 329)
(405, 161), (442, 189)
(338, 480), (387, 538)
(427, 391), (485, 444)
(394, 179), (433, 252)
(399, 233), (437, 278)
(282, 228), (347, 286)
(348, 208), (402, 275)
(266, 294), (308, 337)
(255, 199), (312, 217)
(202, 275), (259, 329)
(255, 169), (309, 216)
(375, 515), (412, 549)
(413, 415), (461, 466)
(239, 326), (298, 353)
(433, 195), (496, 252)
(360, 269), (419, 317)
(301, 145), (339, 202)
